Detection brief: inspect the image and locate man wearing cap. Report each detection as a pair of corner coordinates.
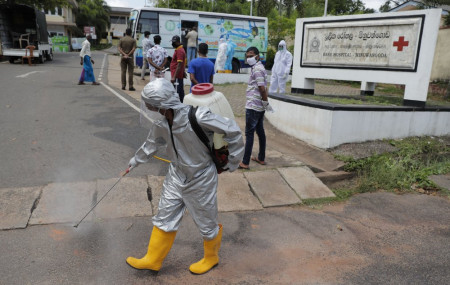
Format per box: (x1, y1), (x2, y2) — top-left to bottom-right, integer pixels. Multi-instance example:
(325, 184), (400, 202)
(169, 35), (187, 102)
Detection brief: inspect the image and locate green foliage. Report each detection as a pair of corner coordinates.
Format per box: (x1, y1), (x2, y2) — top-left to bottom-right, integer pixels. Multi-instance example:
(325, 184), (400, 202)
(91, 43), (112, 50)
(302, 0), (325, 17)
(76, 0), (111, 42)
(267, 8), (297, 47)
(0, 0), (71, 10)
(257, 0), (276, 16)
(265, 47), (276, 69)
(341, 137), (450, 193)
(445, 14), (450, 26)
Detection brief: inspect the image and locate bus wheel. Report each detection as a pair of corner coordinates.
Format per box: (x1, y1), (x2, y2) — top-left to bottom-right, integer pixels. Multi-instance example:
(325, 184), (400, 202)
(232, 60), (240, 73)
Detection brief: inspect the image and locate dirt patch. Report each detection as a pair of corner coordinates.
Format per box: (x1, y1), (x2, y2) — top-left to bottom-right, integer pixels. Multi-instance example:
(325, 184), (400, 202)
(330, 140), (397, 160)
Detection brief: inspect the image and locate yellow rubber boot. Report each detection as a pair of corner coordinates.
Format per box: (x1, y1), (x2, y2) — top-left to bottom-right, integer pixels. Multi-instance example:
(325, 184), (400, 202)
(126, 226), (177, 272)
(189, 224), (223, 275)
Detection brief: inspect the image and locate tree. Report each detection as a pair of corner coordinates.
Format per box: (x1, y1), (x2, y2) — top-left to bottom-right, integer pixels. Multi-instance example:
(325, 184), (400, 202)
(0, 0), (71, 10)
(267, 8), (297, 46)
(257, 0), (276, 16)
(76, 0), (111, 42)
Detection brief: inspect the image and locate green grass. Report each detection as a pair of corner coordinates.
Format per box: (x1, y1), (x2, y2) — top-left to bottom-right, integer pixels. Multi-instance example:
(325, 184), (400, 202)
(342, 137), (450, 194)
(286, 80), (449, 107)
(92, 43), (112, 51)
(305, 136), (450, 208)
(297, 94), (404, 106)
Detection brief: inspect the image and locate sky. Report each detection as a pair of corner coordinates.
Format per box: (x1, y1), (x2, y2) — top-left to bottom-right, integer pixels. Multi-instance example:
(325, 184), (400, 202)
(105, 0), (388, 13)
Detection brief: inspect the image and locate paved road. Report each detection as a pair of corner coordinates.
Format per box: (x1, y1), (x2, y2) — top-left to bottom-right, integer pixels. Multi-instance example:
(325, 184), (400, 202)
(0, 192), (449, 284)
(0, 52), (167, 188)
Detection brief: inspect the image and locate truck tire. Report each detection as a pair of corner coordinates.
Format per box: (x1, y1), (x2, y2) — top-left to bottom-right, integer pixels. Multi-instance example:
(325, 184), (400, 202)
(9, 57), (15, 64)
(46, 50), (53, 61)
(38, 53), (45, 64)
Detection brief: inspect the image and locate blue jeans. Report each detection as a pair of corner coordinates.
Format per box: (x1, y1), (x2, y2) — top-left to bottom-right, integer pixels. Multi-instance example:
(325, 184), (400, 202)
(187, 47), (197, 64)
(243, 108), (266, 165)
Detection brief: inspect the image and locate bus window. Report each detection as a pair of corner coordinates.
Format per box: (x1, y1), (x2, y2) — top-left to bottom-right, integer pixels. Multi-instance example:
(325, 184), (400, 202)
(137, 11), (159, 34)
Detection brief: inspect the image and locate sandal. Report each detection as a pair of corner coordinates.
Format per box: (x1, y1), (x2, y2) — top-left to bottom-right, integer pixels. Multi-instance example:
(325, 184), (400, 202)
(238, 162), (250, 170)
(251, 156), (266, 165)
(92, 82), (100, 85)
(77, 82), (85, 85)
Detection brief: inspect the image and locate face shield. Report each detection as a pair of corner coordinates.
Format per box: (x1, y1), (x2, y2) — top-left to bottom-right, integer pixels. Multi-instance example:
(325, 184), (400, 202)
(140, 100), (166, 128)
(139, 78), (184, 128)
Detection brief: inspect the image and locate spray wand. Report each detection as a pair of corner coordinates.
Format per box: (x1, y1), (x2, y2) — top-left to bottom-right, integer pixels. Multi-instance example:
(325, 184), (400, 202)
(73, 167), (132, 228)
(73, 156), (171, 228)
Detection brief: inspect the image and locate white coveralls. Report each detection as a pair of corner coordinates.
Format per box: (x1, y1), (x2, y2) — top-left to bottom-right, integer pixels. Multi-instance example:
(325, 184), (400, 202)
(214, 38), (227, 72)
(269, 40), (293, 94)
(132, 79), (244, 240)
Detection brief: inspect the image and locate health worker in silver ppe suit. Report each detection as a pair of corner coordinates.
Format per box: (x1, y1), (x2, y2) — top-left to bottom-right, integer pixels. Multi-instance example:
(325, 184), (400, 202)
(269, 40), (293, 94)
(126, 78), (244, 275)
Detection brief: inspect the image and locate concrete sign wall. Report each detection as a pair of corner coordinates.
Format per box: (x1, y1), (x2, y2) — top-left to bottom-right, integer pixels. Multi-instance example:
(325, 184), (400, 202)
(302, 16), (423, 70)
(291, 9), (442, 107)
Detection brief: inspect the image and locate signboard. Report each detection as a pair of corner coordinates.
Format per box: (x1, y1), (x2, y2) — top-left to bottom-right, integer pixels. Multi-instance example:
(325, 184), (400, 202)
(51, 36), (69, 52)
(301, 15), (424, 71)
(84, 26), (97, 39)
(71, 38), (85, 50)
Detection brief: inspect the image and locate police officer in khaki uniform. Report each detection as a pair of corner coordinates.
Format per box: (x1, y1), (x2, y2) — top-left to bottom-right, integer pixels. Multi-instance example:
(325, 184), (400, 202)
(118, 28), (137, 91)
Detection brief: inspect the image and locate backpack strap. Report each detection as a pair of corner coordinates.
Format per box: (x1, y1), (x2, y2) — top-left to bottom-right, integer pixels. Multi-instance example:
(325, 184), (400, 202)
(188, 106), (228, 173)
(188, 106), (212, 152)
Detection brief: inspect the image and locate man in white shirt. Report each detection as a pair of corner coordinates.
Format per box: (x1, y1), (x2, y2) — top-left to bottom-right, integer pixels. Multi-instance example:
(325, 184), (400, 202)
(141, 31), (154, 80)
(78, 35), (99, 85)
(185, 26), (198, 65)
(146, 35), (168, 81)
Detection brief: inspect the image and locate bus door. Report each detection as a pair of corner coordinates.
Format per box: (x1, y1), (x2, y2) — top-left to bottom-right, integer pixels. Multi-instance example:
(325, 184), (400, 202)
(181, 20), (198, 55)
(180, 13), (199, 56)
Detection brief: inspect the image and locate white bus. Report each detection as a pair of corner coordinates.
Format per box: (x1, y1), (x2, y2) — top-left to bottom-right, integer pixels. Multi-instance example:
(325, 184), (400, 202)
(128, 7), (268, 73)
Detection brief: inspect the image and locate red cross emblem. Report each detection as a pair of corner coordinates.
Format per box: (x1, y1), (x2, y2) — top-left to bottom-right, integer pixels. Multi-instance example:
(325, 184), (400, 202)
(393, 36), (409, 52)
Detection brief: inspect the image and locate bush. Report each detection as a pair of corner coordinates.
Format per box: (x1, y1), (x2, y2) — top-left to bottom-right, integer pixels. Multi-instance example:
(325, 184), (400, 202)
(265, 47), (276, 70)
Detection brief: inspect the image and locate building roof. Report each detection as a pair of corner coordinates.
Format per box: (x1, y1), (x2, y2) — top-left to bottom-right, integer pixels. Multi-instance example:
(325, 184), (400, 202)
(389, 0), (449, 15)
(110, 6), (132, 14)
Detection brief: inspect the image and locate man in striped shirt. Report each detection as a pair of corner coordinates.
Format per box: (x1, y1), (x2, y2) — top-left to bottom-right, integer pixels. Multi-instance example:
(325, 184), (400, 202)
(239, 47), (273, 169)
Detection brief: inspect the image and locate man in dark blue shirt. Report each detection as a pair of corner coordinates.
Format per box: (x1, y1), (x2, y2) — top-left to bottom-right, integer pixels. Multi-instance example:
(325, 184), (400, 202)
(188, 43), (215, 91)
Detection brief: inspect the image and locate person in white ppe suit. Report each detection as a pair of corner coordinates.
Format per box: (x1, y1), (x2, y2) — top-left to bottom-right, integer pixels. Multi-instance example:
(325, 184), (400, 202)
(269, 40), (292, 94)
(126, 78), (244, 275)
(214, 38), (227, 72)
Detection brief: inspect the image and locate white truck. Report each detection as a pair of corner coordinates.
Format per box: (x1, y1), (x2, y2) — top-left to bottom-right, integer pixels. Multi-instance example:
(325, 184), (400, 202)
(0, 4), (53, 63)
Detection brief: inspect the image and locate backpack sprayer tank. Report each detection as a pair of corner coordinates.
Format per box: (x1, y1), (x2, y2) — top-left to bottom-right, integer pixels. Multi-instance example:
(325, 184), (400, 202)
(184, 83), (235, 149)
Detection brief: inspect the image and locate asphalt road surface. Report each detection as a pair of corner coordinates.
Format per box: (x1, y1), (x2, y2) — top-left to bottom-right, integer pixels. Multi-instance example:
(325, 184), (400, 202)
(0, 52), (167, 189)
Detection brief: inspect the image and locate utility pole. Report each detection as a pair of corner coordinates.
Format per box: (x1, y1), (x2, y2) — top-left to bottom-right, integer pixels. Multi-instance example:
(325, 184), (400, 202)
(279, 0), (282, 17)
(324, 0), (328, 16)
(250, 0), (253, 16)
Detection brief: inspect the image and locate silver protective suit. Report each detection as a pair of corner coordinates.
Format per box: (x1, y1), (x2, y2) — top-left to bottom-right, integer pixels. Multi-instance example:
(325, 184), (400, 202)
(269, 40), (293, 94)
(133, 78), (244, 240)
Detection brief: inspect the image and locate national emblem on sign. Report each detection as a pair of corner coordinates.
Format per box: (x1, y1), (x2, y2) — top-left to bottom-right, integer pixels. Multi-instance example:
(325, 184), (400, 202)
(310, 37), (320, 52)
